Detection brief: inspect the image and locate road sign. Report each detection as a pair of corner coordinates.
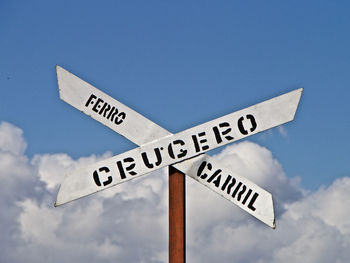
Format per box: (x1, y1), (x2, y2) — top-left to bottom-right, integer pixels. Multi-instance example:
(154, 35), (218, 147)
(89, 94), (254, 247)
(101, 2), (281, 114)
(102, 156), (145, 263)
(55, 66), (302, 228)
(57, 66), (170, 146)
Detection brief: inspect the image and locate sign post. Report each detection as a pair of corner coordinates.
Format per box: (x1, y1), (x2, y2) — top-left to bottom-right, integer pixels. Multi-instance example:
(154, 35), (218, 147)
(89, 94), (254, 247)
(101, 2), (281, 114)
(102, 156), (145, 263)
(54, 66), (303, 262)
(169, 167), (186, 263)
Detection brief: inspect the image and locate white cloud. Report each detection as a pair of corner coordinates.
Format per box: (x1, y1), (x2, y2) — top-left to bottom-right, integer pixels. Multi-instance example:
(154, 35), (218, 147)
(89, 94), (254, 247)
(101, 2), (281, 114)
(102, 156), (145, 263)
(257, 125), (288, 140)
(186, 176), (350, 263)
(278, 125), (288, 137)
(285, 177), (350, 235)
(18, 199), (62, 246)
(0, 122), (27, 156)
(1, 121), (350, 263)
(186, 143), (350, 263)
(31, 151), (113, 191)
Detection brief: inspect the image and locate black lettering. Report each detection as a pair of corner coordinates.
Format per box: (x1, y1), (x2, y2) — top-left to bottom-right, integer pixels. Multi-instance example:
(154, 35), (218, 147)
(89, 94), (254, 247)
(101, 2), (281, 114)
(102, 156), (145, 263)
(247, 115), (257, 133)
(102, 104), (111, 117)
(141, 148), (163, 169)
(110, 108), (119, 122)
(99, 102), (109, 115)
(197, 161), (212, 180)
(107, 106), (116, 120)
(85, 94), (127, 126)
(213, 127), (222, 143)
(212, 174), (221, 188)
(124, 157), (137, 175)
(115, 112), (126, 125)
(192, 132), (209, 153)
(225, 177), (236, 195)
(192, 135), (200, 152)
(117, 157), (137, 180)
(93, 166), (112, 186)
(202, 162), (212, 179)
(93, 172), (101, 186)
(238, 116), (248, 135)
(221, 175), (232, 191)
(238, 114), (257, 135)
(92, 98), (104, 113)
(232, 182), (242, 198)
(168, 140), (187, 159)
(242, 189), (252, 205)
(117, 161), (126, 179)
(197, 161), (207, 178)
(247, 192), (259, 211)
(207, 169), (221, 183)
(237, 185), (247, 201)
(213, 122), (234, 144)
(85, 94), (97, 107)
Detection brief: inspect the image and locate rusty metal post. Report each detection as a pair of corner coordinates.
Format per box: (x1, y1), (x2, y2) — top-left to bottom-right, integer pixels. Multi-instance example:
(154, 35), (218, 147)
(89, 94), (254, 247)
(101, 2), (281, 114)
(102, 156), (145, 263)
(169, 166), (186, 263)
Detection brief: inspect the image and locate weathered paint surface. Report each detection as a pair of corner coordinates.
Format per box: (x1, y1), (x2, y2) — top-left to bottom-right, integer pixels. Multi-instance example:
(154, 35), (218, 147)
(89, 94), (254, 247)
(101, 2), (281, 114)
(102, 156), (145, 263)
(169, 167), (186, 263)
(55, 66), (302, 228)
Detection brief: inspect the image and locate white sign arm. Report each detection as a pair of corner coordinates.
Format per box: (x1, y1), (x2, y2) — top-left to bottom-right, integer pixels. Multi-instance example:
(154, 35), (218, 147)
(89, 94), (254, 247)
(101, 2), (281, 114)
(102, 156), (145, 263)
(55, 66), (302, 228)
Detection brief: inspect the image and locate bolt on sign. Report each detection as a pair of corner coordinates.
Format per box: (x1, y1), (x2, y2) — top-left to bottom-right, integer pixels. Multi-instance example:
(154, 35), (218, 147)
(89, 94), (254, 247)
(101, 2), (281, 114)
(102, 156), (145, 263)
(55, 66), (303, 229)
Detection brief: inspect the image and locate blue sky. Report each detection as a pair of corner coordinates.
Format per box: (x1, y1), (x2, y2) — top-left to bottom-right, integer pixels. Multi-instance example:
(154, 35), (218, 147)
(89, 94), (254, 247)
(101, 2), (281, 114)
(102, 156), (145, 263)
(1, 1), (350, 262)
(2, 0), (350, 189)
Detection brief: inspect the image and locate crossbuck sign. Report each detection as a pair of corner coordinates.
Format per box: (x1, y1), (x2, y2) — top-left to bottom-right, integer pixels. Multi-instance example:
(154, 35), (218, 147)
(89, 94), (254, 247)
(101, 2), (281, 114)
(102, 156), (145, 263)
(55, 66), (303, 229)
